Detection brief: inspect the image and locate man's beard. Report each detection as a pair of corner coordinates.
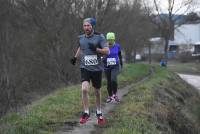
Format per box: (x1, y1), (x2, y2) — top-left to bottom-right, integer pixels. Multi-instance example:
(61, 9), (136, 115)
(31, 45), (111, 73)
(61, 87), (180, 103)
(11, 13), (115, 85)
(85, 29), (93, 36)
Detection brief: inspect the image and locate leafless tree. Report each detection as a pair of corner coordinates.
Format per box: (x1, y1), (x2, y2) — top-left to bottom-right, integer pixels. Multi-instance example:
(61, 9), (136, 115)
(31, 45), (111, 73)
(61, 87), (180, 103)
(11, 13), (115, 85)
(145, 0), (194, 64)
(0, 0), (154, 117)
(113, 0), (154, 63)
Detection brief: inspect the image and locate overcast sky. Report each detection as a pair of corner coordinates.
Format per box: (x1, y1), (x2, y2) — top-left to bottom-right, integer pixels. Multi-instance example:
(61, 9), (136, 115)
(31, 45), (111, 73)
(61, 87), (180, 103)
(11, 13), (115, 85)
(144, 0), (200, 14)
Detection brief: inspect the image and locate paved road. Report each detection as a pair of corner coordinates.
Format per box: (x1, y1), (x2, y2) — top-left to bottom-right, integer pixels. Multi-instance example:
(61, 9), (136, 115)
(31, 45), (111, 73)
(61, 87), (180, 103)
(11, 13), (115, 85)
(178, 74), (200, 91)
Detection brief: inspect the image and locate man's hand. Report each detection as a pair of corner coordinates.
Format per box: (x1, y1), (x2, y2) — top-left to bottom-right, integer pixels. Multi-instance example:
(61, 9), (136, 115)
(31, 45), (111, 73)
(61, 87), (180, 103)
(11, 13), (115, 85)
(70, 57), (77, 65)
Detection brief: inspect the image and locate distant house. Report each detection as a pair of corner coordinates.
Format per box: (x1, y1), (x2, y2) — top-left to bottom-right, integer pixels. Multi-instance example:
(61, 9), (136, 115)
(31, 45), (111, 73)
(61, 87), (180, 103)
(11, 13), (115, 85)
(147, 15), (200, 59)
(149, 14), (186, 55)
(170, 22), (200, 56)
(174, 23), (200, 45)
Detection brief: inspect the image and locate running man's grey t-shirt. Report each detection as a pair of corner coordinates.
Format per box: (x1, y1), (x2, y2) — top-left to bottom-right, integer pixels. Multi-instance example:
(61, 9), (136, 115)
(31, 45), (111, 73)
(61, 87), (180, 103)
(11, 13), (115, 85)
(79, 32), (108, 71)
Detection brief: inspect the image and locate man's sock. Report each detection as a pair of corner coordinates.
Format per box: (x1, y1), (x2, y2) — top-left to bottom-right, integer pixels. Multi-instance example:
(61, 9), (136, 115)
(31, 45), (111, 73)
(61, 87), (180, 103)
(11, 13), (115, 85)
(96, 109), (102, 114)
(84, 110), (89, 114)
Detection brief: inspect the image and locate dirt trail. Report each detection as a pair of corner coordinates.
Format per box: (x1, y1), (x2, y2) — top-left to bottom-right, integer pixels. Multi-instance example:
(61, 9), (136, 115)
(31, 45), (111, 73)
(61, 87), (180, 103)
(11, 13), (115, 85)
(178, 74), (200, 91)
(55, 70), (153, 134)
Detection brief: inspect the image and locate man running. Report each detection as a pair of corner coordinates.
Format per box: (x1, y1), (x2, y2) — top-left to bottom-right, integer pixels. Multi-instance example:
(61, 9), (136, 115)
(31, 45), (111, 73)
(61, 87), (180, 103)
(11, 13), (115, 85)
(70, 18), (109, 125)
(103, 32), (123, 103)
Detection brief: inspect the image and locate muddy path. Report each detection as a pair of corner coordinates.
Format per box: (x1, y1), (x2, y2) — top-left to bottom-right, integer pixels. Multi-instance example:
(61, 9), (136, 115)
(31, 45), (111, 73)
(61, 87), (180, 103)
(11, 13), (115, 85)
(54, 68), (154, 134)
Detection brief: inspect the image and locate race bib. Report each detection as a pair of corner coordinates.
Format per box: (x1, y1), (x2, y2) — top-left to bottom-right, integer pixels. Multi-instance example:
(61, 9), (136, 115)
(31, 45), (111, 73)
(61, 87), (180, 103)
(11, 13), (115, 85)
(84, 55), (98, 65)
(107, 58), (116, 66)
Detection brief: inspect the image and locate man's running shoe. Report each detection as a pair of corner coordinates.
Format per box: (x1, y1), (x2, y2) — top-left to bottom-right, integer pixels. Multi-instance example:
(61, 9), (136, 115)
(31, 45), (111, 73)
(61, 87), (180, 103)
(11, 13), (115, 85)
(79, 112), (90, 124)
(113, 95), (120, 103)
(96, 112), (106, 125)
(106, 96), (114, 103)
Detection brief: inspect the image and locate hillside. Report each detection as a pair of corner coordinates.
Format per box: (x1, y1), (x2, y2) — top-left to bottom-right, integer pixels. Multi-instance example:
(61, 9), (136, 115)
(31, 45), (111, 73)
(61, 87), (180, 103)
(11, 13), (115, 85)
(0, 64), (200, 134)
(98, 66), (200, 134)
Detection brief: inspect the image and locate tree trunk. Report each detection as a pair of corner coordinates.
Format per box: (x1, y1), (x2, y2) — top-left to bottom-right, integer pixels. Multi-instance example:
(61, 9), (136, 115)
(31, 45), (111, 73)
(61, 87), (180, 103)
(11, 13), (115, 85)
(164, 37), (169, 65)
(148, 42), (151, 64)
(133, 48), (136, 63)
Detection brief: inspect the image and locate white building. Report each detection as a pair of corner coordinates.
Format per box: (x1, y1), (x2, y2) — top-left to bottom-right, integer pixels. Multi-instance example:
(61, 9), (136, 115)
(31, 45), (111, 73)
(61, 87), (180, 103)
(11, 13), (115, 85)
(172, 23), (200, 55)
(174, 23), (200, 45)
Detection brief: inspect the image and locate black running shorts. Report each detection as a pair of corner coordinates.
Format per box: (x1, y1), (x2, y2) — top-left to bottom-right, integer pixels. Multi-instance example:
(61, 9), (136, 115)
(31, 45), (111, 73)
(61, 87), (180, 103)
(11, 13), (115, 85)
(80, 68), (102, 89)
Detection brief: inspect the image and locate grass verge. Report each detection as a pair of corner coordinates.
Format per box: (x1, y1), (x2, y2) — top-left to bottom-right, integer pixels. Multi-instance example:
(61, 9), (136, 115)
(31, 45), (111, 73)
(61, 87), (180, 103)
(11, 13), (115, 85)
(0, 64), (151, 134)
(96, 65), (200, 134)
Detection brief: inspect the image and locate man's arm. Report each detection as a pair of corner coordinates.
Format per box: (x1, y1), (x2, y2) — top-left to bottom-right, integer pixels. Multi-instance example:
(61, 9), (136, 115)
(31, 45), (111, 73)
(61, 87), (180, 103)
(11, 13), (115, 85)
(74, 47), (80, 58)
(88, 33), (109, 55)
(96, 47), (109, 55)
(70, 47), (80, 65)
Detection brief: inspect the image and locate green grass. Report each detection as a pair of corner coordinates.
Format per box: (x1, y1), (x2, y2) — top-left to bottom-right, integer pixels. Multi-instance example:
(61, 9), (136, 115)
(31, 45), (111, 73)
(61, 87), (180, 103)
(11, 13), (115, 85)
(1, 64), (200, 134)
(101, 66), (166, 134)
(118, 64), (150, 86)
(0, 85), (83, 134)
(0, 64), (151, 134)
(99, 65), (200, 134)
